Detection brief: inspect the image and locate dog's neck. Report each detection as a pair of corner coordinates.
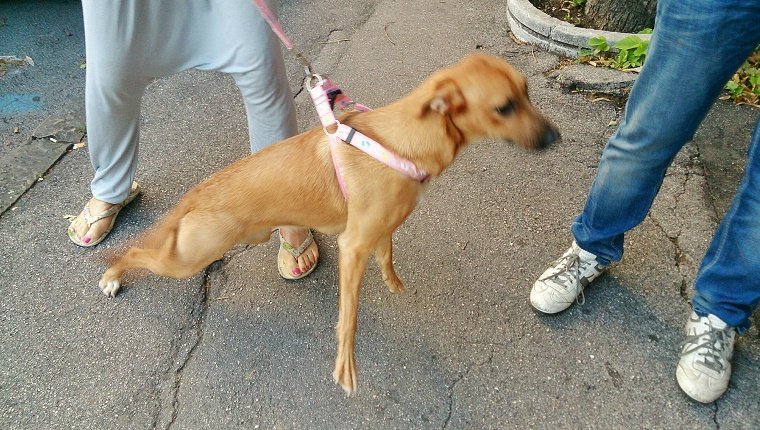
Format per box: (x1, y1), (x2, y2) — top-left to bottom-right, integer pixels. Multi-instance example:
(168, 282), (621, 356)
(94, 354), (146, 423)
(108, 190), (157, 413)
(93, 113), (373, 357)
(341, 100), (465, 178)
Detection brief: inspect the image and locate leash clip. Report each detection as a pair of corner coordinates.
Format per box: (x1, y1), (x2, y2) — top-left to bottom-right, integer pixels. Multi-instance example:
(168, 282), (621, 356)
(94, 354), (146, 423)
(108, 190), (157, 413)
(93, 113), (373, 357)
(305, 73), (325, 91)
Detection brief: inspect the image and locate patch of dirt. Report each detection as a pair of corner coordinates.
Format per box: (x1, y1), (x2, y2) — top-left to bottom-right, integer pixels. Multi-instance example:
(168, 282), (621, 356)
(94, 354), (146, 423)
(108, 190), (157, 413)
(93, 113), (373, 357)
(531, 0), (594, 28)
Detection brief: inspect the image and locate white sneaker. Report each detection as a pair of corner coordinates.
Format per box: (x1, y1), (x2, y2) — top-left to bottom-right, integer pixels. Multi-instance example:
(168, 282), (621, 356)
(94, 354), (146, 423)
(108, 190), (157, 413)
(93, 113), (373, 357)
(676, 311), (735, 403)
(530, 242), (606, 314)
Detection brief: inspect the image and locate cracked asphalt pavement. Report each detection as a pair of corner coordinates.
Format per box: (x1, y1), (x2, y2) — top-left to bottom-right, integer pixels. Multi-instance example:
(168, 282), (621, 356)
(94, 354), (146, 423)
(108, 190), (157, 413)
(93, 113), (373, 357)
(1, 1), (758, 429)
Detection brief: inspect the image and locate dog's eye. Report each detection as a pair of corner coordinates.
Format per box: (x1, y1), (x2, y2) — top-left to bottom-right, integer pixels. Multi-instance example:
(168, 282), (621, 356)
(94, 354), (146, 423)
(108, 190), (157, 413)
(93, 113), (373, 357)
(496, 101), (516, 116)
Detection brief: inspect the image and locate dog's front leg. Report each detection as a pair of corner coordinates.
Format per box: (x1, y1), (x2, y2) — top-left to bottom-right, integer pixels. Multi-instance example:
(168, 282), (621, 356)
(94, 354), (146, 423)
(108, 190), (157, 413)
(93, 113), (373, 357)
(374, 235), (405, 294)
(333, 230), (373, 396)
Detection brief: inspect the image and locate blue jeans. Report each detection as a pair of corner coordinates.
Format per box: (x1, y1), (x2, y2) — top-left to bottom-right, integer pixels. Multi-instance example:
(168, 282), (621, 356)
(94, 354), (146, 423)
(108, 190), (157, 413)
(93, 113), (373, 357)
(570, 0), (760, 332)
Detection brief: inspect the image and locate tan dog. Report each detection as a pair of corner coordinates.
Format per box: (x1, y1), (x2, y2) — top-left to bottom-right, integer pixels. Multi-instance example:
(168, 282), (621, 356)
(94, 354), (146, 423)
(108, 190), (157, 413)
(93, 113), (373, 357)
(99, 53), (559, 395)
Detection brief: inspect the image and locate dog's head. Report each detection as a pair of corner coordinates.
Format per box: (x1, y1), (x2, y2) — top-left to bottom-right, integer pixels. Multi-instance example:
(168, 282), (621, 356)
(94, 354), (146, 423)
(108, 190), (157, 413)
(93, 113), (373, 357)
(418, 53), (559, 150)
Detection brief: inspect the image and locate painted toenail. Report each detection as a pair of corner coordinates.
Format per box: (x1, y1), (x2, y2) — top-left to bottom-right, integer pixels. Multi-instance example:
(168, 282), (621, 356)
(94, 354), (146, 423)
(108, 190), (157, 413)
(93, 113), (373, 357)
(83, 236), (91, 244)
(293, 268), (301, 275)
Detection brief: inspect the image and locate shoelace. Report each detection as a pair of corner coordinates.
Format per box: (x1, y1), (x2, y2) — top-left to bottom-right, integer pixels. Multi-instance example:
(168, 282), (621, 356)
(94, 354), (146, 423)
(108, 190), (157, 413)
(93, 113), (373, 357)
(680, 324), (733, 373)
(540, 252), (587, 305)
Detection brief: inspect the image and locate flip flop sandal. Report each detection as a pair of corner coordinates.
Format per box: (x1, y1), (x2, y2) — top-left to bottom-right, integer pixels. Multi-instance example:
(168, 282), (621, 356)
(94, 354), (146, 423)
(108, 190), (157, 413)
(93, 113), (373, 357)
(67, 182), (141, 247)
(277, 228), (319, 280)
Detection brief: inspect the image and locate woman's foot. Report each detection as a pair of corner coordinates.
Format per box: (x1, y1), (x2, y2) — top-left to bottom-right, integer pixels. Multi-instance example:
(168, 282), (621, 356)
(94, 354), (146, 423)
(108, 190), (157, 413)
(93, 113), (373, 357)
(68, 198), (118, 245)
(277, 226), (319, 279)
(67, 182), (140, 247)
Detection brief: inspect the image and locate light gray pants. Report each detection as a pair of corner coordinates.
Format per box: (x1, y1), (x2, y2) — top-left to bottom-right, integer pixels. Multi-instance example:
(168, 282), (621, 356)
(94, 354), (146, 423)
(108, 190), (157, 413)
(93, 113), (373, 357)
(81, 0), (298, 203)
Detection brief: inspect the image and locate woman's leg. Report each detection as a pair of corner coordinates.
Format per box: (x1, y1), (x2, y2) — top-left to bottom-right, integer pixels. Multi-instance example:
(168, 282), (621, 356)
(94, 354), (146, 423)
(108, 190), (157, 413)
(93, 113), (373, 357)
(69, 0), (153, 244)
(202, 0), (317, 277)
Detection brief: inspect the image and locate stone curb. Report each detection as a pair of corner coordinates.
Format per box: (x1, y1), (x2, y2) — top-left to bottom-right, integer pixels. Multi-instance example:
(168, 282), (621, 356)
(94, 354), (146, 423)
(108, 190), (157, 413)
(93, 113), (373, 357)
(0, 114), (85, 215)
(507, 0), (651, 58)
(548, 64), (638, 95)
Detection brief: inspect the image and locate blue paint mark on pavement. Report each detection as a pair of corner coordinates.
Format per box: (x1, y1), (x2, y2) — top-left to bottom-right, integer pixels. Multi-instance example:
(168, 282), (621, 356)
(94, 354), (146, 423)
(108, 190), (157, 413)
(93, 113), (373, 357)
(0, 93), (43, 115)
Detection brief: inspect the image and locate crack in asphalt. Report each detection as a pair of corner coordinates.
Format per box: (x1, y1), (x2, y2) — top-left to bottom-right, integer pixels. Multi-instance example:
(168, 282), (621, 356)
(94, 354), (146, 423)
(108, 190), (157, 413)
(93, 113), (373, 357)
(712, 400), (721, 429)
(648, 149), (707, 304)
(442, 350), (495, 429)
(164, 266), (213, 430)
(287, 0), (377, 97)
(327, 28), (344, 39)
(159, 245), (251, 429)
(647, 212), (690, 303)
(290, 28), (346, 107)
(689, 142), (722, 224)
(160, 245), (253, 429)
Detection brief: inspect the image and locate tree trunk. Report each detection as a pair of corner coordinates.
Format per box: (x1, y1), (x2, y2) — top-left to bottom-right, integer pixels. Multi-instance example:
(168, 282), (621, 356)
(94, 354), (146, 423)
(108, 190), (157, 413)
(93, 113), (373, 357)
(584, 0), (657, 33)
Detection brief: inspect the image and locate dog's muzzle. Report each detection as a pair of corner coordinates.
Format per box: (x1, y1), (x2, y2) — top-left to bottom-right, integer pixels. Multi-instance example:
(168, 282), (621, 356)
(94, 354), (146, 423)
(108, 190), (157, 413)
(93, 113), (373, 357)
(539, 124), (561, 149)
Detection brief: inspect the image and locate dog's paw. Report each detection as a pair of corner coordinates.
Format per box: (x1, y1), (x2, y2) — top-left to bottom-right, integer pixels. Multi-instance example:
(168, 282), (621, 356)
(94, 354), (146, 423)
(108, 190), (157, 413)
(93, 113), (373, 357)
(383, 274), (405, 295)
(99, 276), (121, 298)
(333, 351), (358, 397)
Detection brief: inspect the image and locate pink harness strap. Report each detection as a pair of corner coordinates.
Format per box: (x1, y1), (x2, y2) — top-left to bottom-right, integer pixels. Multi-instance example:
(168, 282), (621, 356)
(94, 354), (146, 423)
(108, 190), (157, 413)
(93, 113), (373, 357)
(308, 79), (429, 200)
(334, 124), (430, 182)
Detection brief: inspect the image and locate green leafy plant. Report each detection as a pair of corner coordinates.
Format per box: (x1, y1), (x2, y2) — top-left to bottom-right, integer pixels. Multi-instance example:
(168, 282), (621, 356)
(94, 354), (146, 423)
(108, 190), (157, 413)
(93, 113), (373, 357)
(579, 35), (649, 70)
(722, 49), (760, 107)
(611, 36), (649, 69)
(581, 36), (758, 108)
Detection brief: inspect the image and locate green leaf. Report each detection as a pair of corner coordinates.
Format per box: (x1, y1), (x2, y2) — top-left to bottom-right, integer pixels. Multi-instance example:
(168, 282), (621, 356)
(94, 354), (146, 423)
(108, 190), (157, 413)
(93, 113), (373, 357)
(615, 36), (643, 51)
(638, 28), (653, 35)
(725, 81), (744, 98)
(725, 81), (740, 91)
(589, 36), (609, 52)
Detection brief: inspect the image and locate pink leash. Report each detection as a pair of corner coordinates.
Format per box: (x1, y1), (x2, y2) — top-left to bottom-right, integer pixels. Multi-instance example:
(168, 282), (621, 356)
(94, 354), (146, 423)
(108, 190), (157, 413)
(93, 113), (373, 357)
(251, 0), (429, 200)
(250, 0), (313, 76)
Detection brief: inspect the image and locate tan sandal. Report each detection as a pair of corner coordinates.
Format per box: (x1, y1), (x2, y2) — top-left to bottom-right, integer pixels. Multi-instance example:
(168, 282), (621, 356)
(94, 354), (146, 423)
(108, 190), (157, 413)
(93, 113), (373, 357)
(67, 182), (141, 247)
(277, 228), (319, 280)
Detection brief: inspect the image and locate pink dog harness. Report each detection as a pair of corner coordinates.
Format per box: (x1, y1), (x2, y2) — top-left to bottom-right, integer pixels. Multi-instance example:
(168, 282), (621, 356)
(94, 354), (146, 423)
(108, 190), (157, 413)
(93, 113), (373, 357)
(252, 0), (429, 200)
(308, 77), (429, 200)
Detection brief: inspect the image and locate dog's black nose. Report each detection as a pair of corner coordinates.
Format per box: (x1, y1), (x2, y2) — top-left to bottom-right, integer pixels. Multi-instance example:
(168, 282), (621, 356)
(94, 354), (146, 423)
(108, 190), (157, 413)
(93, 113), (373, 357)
(541, 125), (561, 149)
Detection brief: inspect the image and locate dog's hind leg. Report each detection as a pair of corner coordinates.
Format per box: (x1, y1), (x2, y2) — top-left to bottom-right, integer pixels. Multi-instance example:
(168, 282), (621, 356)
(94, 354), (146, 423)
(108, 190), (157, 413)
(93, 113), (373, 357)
(99, 245), (180, 297)
(99, 234), (222, 297)
(100, 212), (259, 297)
(374, 235), (405, 294)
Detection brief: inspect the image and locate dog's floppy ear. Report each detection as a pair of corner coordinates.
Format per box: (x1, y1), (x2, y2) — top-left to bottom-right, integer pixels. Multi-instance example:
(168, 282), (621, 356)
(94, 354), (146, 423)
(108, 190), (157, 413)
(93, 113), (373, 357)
(419, 78), (466, 117)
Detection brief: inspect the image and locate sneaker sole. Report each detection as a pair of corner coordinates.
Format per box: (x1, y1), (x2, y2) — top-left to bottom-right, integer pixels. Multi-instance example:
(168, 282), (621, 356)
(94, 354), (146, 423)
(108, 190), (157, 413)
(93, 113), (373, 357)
(529, 298), (572, 315)
(674, 370), (725, 405)
(530, 302), (567, 315)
